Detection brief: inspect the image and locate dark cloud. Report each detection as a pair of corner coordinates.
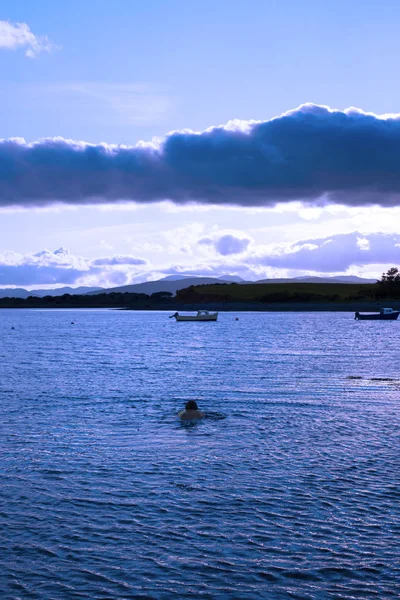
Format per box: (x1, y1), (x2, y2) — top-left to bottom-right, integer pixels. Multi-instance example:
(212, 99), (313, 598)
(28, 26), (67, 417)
(257, 232), (400, 272)
(214, 234), (250, 255)
(3, 104), (400, 208)
(199, 233), (251, 255)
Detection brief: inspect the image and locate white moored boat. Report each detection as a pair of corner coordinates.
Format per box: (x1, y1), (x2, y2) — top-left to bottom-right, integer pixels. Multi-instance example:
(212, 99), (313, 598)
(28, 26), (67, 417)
(170, 310), (218, 322)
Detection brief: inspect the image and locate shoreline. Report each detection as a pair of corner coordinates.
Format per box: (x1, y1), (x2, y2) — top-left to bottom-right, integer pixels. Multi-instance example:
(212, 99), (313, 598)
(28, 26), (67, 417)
(1, 301), (400, 312)
(123, 301), (400, 312)
(1, 282), (399, 312)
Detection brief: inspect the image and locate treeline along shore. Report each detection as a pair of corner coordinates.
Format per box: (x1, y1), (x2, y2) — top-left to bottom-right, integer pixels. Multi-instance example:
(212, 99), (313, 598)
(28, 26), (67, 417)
(1, 281), (400, 311)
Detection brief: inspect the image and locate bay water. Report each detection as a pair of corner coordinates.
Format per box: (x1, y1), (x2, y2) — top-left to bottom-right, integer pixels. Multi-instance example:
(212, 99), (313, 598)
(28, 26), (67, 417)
(1, 309), (399, 599)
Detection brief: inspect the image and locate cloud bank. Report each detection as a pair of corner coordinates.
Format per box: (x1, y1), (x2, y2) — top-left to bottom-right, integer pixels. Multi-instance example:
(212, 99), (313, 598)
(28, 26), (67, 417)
(3, 232), (400, 287)
(3, 104), (400, 208)
(0, 248), (146, 286)
(253, 232), (400, 272)
(91, 255), (147, 266)
(0, 20), (54, 58)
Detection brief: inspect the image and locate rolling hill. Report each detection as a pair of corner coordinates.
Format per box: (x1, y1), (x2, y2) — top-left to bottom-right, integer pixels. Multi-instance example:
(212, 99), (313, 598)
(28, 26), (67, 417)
(87, 276), (240, 296)
(0, 275), (376, 299)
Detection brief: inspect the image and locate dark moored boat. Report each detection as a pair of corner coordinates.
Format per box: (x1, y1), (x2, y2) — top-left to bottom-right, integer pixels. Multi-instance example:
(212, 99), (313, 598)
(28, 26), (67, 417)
(355, 308), (400, 321)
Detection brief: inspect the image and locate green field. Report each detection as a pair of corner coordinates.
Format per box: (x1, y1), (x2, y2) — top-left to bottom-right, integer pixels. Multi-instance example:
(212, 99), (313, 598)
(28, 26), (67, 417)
(176, 282), (400, 304)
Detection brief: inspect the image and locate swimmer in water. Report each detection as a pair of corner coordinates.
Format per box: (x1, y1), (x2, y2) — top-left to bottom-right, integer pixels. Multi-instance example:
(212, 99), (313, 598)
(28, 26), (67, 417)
(178, 400), (204, 420)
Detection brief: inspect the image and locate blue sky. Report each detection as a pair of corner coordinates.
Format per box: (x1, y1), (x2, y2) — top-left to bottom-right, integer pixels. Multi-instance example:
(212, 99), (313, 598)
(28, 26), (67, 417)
(2, 0), (400, 288)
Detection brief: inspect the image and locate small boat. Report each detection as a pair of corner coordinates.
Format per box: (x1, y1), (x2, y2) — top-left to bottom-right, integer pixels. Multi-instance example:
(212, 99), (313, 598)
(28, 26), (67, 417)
(355, 307), (400, 320)
(170, 310), (218, 322)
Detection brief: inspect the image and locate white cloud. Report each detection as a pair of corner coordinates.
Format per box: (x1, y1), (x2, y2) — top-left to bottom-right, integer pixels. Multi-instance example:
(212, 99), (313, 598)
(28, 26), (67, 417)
(356, 237), (370, 251)
(0, 20), (56, 58)
(162, 223), (206, 256)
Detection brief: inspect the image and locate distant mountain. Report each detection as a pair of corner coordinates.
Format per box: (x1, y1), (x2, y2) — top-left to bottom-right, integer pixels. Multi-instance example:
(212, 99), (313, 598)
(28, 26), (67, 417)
(31, 286), (104, 297)
(0, 288), (32, 299)
(159, 274), (245, 283)
(0, 275), (376, 301)
(0, 286), (103, 299)
(88, 274), (377, 296)
(157, 275), (195, 282)
(217, 275), (246, 283)
(88, 277), (240, 296)
(256, 275), (377, 284)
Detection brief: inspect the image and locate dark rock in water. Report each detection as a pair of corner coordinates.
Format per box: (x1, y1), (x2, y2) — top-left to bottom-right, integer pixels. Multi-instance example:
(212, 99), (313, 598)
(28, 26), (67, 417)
(347, 376), (397, 382)
(173, 482), (199, 492)
(204, 411), (227, 420)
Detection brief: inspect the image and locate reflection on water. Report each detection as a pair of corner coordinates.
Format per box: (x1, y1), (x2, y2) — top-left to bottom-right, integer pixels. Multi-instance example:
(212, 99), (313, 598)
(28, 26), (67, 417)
(1, 309), (400, 599)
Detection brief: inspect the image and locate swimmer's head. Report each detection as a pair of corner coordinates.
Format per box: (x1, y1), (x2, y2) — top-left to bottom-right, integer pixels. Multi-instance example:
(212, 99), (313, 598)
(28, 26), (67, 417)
(185, 400), (198, 410)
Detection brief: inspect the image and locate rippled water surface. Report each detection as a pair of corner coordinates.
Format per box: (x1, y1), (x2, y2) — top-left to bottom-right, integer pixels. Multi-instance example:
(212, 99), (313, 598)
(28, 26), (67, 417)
(1, 309), (400, 599)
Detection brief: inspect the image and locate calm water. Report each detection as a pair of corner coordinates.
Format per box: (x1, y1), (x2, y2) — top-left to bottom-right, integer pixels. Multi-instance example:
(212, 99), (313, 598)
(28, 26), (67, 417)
(1, 309), (400, 599)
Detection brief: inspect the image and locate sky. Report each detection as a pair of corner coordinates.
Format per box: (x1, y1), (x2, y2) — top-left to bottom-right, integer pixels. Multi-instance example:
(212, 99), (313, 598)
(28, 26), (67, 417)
(2, 0), (400, 288)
